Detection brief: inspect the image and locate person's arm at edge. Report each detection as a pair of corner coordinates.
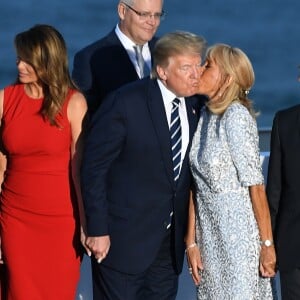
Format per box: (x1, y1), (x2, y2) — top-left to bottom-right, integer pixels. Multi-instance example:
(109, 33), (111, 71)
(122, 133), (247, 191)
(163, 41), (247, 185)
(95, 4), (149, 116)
(0, 89), (7, 264)
(80, 90), (126, 263)
(250, 184), (276, 277)
(68, 91), (91, 256)
(185, 189), (203, 285)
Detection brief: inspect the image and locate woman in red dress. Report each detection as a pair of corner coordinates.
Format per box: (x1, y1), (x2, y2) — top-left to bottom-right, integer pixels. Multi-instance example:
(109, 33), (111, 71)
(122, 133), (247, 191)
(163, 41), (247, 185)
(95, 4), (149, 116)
(0, 24), (88, 299)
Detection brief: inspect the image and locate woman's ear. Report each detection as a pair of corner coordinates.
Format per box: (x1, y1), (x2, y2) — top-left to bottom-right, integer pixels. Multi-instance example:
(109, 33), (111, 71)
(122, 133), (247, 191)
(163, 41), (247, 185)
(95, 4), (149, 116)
(218, 75), (233, 96)
(225, 75), (233, 88)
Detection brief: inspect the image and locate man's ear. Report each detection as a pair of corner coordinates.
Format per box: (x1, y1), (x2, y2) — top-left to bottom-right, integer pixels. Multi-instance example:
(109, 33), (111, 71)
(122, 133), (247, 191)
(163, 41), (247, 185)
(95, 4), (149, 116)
(118, 2), (126, 20)
(156, 65), (167, 81)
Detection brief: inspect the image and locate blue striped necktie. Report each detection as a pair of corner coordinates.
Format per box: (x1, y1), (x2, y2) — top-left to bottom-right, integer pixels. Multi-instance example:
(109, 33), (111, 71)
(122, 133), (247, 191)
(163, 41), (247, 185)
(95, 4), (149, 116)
(170, 98), (182, 182)
(166, 98), (181, 229)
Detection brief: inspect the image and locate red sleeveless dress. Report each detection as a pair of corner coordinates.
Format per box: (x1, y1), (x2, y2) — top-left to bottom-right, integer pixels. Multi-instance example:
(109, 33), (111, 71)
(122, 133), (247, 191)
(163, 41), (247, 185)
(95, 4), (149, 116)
(0, 84), (81, 299)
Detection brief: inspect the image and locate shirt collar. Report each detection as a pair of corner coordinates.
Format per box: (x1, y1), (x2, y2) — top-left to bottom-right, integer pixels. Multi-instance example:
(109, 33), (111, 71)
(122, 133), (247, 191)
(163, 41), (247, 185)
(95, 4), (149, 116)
(115, 24), (149, 53)
(157, 79), (184, 105)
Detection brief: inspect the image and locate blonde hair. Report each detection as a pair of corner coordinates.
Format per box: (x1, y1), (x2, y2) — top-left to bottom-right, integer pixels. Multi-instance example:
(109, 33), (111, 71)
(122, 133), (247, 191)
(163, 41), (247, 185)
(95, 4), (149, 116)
(152, 31), (206, 78)
(205, 44), (255, 116)
(15, 24), (76, 126)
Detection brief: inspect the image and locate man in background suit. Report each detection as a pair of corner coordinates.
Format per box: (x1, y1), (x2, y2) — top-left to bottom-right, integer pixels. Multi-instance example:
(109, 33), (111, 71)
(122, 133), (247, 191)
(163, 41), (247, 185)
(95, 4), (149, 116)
(267, 104), (300, 299)
(72, 0), (164, 114)
(81, 31), (206, 300)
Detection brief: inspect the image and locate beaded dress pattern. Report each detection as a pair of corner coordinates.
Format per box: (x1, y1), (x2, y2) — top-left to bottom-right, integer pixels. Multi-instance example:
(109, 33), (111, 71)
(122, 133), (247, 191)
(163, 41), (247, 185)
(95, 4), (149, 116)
(189, 102), (273, 299)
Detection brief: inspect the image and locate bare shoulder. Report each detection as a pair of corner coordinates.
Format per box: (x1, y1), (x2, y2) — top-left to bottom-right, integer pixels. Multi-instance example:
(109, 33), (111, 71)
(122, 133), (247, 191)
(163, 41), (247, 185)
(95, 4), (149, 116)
(69, 91), (87, 109)
(67, 91), (87, 117)
(0, 89), (4, 103)
(0, 89), (4, 120)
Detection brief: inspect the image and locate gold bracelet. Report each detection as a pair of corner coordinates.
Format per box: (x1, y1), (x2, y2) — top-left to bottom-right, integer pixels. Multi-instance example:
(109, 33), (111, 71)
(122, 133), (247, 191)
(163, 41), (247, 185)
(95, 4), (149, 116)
(185, 242), (197, 252)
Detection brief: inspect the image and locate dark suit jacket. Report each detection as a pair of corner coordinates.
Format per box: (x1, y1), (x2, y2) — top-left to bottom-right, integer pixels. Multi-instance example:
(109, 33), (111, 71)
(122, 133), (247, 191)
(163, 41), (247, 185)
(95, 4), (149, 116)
(81, 78), (201, 275)
(72, 29), (158, 114)
(267, 104), (300, 271)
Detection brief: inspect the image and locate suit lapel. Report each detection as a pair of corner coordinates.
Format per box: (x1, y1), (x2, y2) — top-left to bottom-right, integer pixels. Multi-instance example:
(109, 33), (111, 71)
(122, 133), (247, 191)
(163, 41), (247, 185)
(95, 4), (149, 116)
(186, 97), (199, 144)
(147, 80), (175, 188)
(148, 37), (158, 68)
(110, 32), (158, 78)
(146, 83), (200, 189)
(108, 30), (140, 80)
(148, 37), (158, 52)
(177, 97), (198, 182)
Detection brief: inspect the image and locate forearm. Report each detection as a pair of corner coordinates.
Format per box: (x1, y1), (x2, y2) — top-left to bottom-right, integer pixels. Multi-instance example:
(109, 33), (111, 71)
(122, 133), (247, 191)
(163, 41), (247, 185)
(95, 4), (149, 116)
(249, 184), (273, 242)
(250, 184), (276, 277)
(185, 190), (196, 246)
(185, 190), (203, 285)
(72, 165), (86, 228)
(0, 152), (7, 193)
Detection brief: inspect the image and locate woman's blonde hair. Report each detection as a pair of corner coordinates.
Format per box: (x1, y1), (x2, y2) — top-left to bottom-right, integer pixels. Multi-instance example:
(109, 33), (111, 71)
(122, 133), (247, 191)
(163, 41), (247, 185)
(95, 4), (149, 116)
(15, 24), (76, 126)
(206, 44), (255, 116)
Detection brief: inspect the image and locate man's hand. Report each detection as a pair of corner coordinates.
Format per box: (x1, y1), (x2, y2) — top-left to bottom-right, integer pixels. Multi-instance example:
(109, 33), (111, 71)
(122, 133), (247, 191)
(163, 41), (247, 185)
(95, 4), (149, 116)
(86, 235), (111, 263)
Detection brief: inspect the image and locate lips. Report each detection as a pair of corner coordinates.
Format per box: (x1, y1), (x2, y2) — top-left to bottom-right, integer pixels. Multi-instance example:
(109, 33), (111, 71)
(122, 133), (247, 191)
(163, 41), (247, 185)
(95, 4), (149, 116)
(18, 73), (30, 82)
(18, 72), (29, 77)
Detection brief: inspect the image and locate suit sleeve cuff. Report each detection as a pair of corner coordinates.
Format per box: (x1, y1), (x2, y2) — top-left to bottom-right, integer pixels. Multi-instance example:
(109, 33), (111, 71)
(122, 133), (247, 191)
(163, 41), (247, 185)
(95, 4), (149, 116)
(86, 214), (109, 237)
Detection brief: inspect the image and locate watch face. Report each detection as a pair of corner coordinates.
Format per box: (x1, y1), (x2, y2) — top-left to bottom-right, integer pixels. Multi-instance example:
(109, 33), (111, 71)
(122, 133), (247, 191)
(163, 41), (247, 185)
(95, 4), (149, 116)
(265, 240), (272, 246)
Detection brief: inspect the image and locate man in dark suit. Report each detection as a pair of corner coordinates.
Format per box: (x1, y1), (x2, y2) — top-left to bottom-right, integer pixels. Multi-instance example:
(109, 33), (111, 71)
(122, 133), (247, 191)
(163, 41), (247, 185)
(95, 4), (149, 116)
(81, 31), (206, 300)
(72, 0), (164, 114)
(267, 104), (300, 299)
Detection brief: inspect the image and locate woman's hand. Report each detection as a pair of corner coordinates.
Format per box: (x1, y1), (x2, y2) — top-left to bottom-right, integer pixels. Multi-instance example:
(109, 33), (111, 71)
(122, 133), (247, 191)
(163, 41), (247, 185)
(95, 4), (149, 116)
(186, 243), (203, 285)
(80, 226), (91, 257)
(259, 245), (276, 277)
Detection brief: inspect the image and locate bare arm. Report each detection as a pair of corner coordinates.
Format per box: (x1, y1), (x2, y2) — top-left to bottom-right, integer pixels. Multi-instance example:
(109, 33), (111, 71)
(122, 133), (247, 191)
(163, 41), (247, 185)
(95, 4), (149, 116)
(67, 91), (91, 256)
(185, 190), (203, 285)
(0, 89), (6, 264)
(249, 184), (276, 277)
(0, 151), (6, 194)
(0, 149), (6, 264)
(0, 89), (6, 189)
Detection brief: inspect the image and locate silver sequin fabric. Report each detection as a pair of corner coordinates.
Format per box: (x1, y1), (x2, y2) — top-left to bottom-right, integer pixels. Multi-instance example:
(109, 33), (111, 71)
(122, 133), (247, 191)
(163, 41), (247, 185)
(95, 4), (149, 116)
(189, 102), (273, 300)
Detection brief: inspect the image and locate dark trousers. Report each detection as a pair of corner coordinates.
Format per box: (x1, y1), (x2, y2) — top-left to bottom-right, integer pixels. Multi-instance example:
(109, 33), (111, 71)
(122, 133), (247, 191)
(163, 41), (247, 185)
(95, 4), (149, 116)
(280, 268), (300, 300)
(91, 230), (178, 300)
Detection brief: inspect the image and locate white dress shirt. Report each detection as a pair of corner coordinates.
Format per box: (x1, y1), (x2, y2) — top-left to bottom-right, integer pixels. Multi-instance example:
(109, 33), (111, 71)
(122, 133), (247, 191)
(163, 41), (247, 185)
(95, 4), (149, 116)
(115, 25), (151, 79)
(157, 80), (189, 174)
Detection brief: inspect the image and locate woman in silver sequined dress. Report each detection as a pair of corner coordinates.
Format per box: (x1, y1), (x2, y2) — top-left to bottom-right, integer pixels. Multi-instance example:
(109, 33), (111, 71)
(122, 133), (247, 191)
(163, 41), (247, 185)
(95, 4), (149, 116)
(185, 44), (276, 299)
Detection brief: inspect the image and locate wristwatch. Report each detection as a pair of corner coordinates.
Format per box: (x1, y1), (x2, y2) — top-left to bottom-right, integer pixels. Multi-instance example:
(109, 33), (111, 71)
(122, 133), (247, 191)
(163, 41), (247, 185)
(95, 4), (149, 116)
(260, 239), (274, 247)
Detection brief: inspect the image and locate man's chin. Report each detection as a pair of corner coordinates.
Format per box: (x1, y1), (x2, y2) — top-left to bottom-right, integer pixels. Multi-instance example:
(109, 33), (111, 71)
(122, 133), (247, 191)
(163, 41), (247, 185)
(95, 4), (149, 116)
(189, 87), (200, 96)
